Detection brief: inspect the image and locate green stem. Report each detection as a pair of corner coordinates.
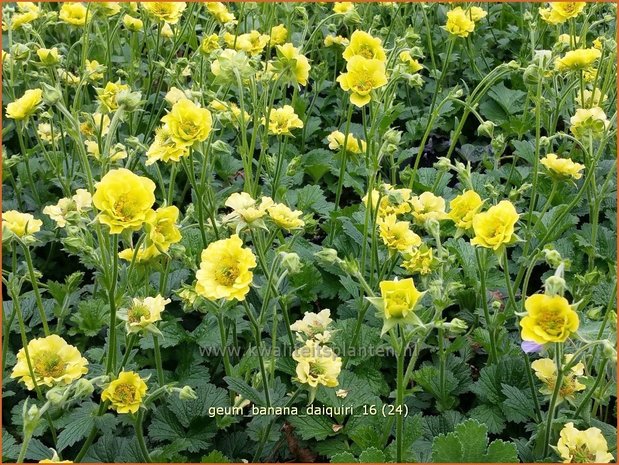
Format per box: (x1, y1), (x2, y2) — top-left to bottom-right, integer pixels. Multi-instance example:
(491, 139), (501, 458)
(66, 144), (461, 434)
(395, 332), (406, 463)
(134, 410), (151, 463)
(475, 247), (498, 363)
(242, 300), (271, 408)
(217, 312), (233, 377)
(20, 241), (50, 336)
(105, 234), (119, 374)
(542, 343), (564, 457)
(153, 335), (165, 387)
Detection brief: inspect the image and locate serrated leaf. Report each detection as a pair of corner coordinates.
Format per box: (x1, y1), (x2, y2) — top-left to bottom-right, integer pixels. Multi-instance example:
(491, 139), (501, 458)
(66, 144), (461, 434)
(358, 447), (386, 463)
(288, 412), (335, 440)
(224, 376), (265, 407)
(484, 439), (519, 462)
(201, 450), (231, 463)
(431, 432), (463, 462)
(330, 451), (357, 463)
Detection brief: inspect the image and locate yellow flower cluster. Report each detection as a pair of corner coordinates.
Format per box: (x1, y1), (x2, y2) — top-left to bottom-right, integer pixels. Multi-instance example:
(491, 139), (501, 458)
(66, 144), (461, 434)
(43, 189), (93, 228)
(445, 6), (487, 38)
(338, 31), (388, 107)
(3, 2), (40, 30)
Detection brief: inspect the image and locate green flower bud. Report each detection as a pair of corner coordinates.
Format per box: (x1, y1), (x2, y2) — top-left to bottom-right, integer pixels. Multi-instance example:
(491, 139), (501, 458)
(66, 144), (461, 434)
(279, 251), (303, 275)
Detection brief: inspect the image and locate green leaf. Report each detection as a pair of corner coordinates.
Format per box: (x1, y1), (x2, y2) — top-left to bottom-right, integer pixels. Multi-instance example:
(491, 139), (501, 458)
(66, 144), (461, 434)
(469, 404), (506, 434)
(330, 451), (357, 463)
(224, 376), (265, 407)
(455, 420), (488, 462)
(201, 450), (231, 463)
(287, 412), (335, 440)
(501, 384), (536, 423)
(2, 429), (20, 461)
(288, 184), (334, 217)
(484, 440), (519, 462)
(56, 403), (96, 451)
(431, 432), (463, 462)
(358, 447), (386, 463)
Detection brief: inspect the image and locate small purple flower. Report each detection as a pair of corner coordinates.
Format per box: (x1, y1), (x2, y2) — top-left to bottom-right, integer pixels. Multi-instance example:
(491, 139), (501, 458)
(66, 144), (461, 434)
(521, 340), (543, 354)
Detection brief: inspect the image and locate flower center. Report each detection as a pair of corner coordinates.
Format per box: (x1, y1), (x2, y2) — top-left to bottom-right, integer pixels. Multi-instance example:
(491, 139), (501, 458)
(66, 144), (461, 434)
(33, 351), (65, 378)
(113, 195), (133, 220)
(539, 310), (565, 336)
(115, 383), (137, 403)
(216, 264), (240, 286)
(128, 304), (150, 324)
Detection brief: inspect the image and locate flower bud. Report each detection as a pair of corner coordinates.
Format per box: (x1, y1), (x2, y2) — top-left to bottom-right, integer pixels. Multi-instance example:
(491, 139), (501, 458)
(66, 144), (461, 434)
(477, 121), (495, 138)
(73, 378), (95, 398)
(41, 83), (62, 105)
(23, 402), (41, 435)
(543, 248), (563, 268)
(46, 387), (66, 406)
(315, 248), (342, 265)
(279, 252), (302, 275)
(444, 318), (468, 335)
(602, 340), (617, 363)
(544, 275), (567, 296)
(116, 90), (142, 111)
(11, 43), (30, 61)
(178, 385), (198, 401)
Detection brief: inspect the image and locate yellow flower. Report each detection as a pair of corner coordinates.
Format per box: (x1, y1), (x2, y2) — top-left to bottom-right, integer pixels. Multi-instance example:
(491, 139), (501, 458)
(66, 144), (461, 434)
(324, 35), (349, 47)
(467, 6), (487, 22)
(555, 48), (601, 72)
(269, 24), (288, 45)
(161, 98), (213, 145)
(363, 184), (412, 218)
(541, 153), (584, 180)
(43, 189), (92, 228)
(37, 48), (60, 66)
(195, 234), (257, 301)
(557, 33), (573, 45)
(101, 371), (148, 414)
(94, 2), (121, 17)
(378, 215), (421, 253)
(85, 59), (104, 82)
(540, 2), (586, 25)
(96, 81), (129, 112)
(37, 123), (60, 144)
(262, 105), (303, 136)
(274, 43), (311, 86)
(206, 2), (236, 24)
(398, 51), (423, 74)
(333, 2), (354, 14)
(379, 278), (423, 320)
(342, 30), (386, 62)
(161, 23), (174, 39)
(448, 190), (483, 230)
(11, 335), (88, 391)
(575, 88), (606, 108)
(327, 130), (366, 154)
(145, 205), (182, 253)
(123, 14), (143, 32)
(293, 340), (341, 388)
(39, 450), (72, 463)
(6, 89), (43, 120)
(470, 200), (519, 250)
(267, 203), (305, 231)
(80, 113), (111, 138)
(556, 422), (614, 463)
(337, 56), (388, 107)
(520, 294), (579, 344)
(3, 210), (42, 237)
(59, 3), (90, 26)
(290, 309), (333, 342)
(225, 31), (270, 56)
(4, 4), (39, 30)
(58, 69), (80, 86)
(223, 193), (271, 231)
(445, 7), (475, 38)
(145, 125), (191, 165)
(140, 2), (186, 24)
(401, 245), (435, 275)
(119, 295), (170, 334)
(570, 107), (610, 139)
(200, 33), (220, 54)
(410, 192), (448, 224)
(92, 168), (156, 234)
(531, 355), (585, 403)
